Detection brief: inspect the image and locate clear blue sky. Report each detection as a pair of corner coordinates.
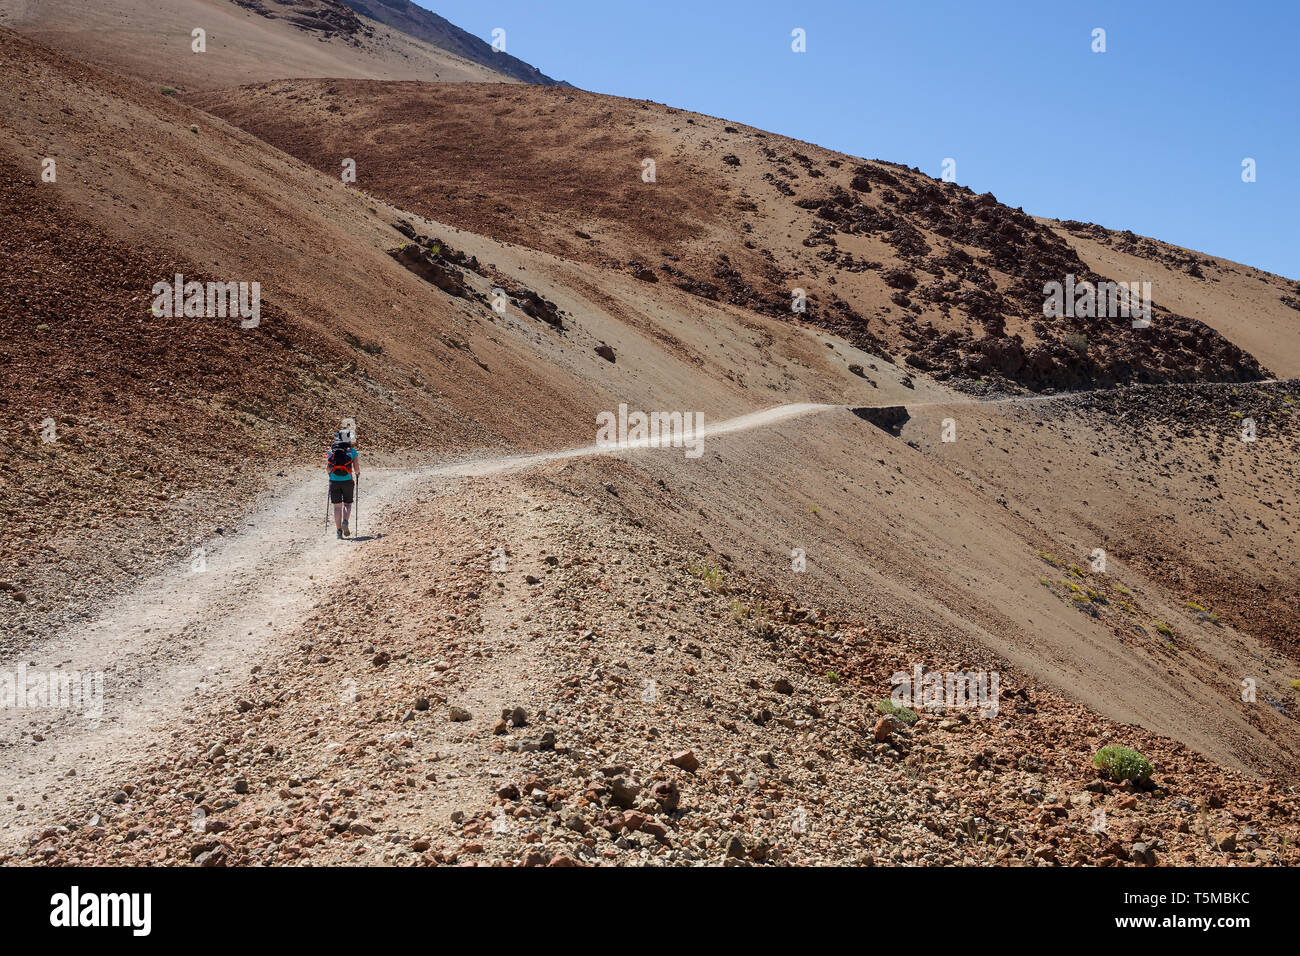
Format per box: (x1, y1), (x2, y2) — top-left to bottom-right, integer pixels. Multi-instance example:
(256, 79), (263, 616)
(425, 0), (1298, 279)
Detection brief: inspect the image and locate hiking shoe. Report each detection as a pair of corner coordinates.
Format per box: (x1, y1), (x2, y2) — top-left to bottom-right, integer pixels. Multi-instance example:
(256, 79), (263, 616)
(336, 528), (343, 540)
(343, 523), (351, 537)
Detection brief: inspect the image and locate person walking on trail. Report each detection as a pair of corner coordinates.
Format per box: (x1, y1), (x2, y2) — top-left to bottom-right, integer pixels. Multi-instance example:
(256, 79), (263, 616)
(326, 430), (359, 539)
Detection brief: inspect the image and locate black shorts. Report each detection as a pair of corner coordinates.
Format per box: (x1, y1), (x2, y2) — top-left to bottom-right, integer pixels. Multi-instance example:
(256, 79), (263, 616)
(329, 480), (354, 504)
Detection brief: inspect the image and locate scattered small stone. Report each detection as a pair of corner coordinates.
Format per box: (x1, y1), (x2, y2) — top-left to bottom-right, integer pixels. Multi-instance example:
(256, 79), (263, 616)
(670, 751), (700, 773)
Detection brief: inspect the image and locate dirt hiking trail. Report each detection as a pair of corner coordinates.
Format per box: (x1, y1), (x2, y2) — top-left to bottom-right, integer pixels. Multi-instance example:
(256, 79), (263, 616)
(0, 401), (832, 837)
(2, 386), (1280, 850)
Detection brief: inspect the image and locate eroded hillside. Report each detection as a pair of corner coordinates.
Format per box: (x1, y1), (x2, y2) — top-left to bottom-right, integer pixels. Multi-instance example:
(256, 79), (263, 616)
(340, 0), (564, 85)
(0, 0), (517, 89)
(190, 80), (1294, 391)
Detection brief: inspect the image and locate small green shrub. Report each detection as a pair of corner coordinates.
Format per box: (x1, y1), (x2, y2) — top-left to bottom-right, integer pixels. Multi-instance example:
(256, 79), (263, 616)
(689, 560), (724, 591)
(1153, 620), (1174, 638)
(730, 598), (773, 634)
(1092, 745), (1153, 784)
(876, 699), (918, 725)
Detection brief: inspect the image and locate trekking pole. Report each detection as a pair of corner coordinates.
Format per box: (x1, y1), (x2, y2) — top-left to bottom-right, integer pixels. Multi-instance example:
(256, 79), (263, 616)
(354, 471), (360, 537)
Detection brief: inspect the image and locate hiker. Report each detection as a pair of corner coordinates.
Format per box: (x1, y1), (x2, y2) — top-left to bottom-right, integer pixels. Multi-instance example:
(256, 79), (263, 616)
(326, 430), (359, 538)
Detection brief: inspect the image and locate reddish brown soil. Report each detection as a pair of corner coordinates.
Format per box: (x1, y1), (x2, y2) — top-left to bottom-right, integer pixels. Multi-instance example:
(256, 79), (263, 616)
(191, 80), (1285, 391)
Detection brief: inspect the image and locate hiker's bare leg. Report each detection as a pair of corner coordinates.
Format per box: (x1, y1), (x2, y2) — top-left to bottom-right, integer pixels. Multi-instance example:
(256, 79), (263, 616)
(333, 502), (344, 529)
(343, 502), (353, 525)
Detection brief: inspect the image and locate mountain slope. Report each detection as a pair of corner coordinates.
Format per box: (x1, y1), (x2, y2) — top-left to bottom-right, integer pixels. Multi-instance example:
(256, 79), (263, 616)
(190, 80), (1290, 391)
(0, 0), (517, 89)
(340, 0), (564, 85)
(1053, 219), (1300, 379)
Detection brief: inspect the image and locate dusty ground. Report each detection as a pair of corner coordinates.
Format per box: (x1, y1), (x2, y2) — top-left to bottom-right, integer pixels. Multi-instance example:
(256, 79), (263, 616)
(6, 414), (1298, 866)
